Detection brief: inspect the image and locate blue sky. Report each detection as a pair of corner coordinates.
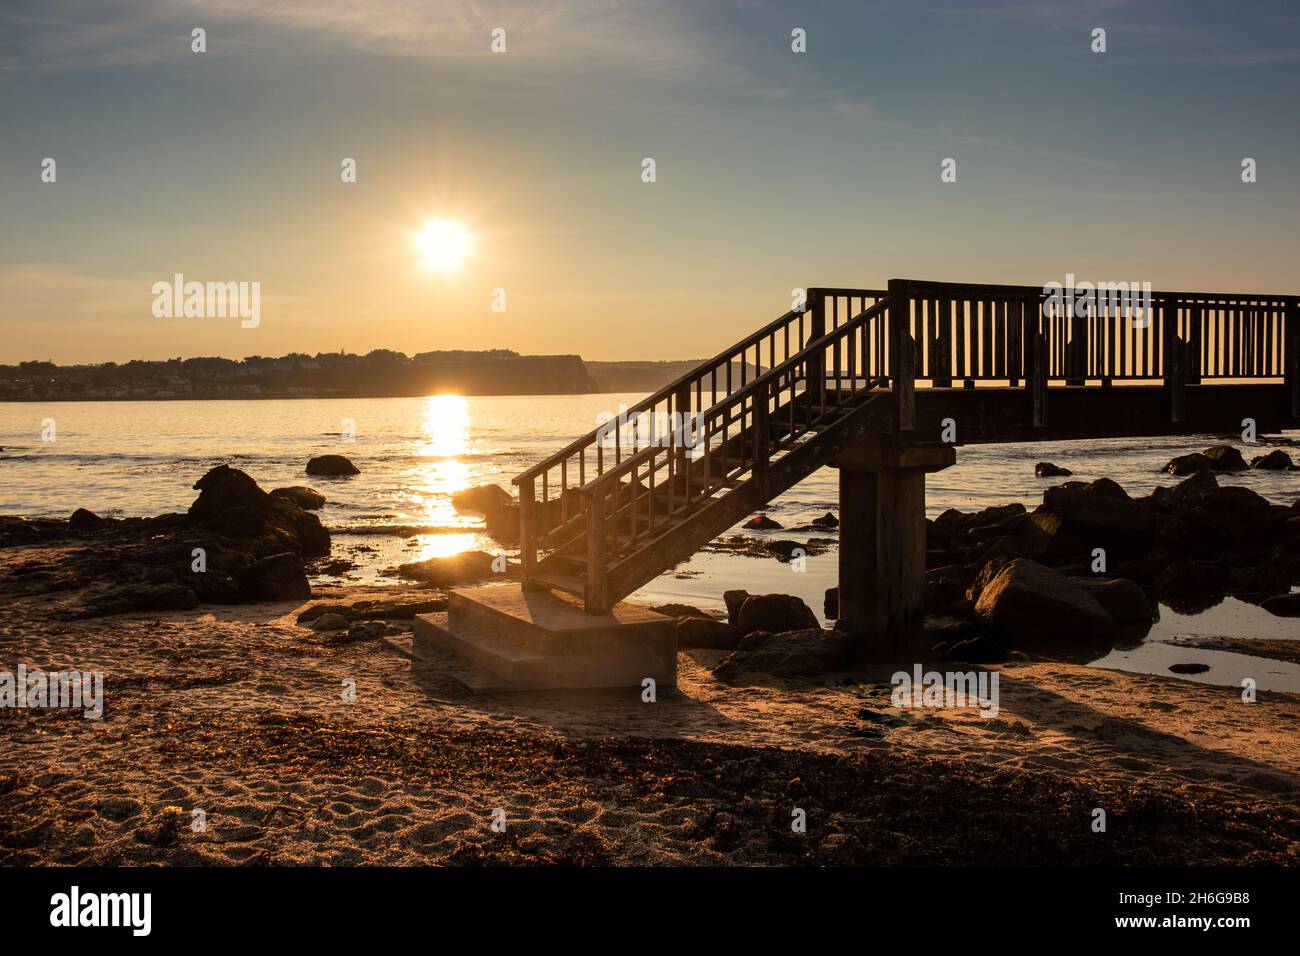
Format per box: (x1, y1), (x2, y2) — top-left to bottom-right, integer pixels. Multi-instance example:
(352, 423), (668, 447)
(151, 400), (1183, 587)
(2, 0), (1298, 362)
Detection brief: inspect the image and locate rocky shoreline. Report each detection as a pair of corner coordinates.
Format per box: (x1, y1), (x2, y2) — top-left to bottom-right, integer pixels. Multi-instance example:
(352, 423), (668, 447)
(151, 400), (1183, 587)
(0, 464), (332, 618)
(2, 445), (1295, 680)
(644, 443), (1300, 680)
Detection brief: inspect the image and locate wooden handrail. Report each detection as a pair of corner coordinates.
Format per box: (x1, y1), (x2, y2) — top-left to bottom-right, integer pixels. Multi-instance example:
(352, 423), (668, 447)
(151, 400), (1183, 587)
(513, 306), (809, 485)
(512, 289), (887, 486)
(578, 297), (893, 495)
(897, 278), (1299, 306)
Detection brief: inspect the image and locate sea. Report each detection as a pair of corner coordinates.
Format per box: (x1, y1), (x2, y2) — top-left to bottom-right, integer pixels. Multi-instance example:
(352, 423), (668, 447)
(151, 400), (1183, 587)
(2, 394), (1297, 690)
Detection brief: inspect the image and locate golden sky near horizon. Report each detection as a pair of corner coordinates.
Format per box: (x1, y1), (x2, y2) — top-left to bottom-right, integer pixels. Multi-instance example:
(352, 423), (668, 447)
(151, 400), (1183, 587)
(2, 0), (1299, 365)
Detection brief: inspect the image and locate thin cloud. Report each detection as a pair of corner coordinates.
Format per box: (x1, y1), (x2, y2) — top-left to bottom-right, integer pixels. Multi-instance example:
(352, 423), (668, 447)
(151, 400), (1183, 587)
(0, 0), (711, 74)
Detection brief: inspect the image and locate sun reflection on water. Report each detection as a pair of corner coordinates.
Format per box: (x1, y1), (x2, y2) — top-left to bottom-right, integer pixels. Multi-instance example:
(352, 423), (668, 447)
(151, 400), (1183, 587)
(409, 394), (470, 520)
(412, 531), (482, 560)
(404, 395), (484, 561)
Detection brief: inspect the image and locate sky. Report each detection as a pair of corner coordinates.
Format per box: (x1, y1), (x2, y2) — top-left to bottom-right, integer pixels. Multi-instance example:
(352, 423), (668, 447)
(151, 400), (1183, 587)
(1, 0), (1298, 364)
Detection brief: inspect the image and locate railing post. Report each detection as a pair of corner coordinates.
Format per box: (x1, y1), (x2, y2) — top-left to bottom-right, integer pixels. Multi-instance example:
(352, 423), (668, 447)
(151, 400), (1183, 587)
(752, 381), (770, 497)
(887, 279), (915, 431)
(806, 289), (825, 404)
(518, 476), (537, 586)
(1288, 298), (1300, 419)
(1066, 292), (1086, 386)
(936, 296), (953, 388)
(1007, 298), (1023, 388)
(1188, 303), (1203, 384)
(1161, 295), (1184, 422)
(585, 487), (609, 613)
(672, 381), (691, 495)
(1030, 295), (1048, 427)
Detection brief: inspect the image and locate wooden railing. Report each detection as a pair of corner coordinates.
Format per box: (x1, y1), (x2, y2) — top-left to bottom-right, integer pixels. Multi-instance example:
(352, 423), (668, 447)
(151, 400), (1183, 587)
(512, 288), (885, 581)
(889, 279), (1296, 383)
(887, 278), (1299, 426)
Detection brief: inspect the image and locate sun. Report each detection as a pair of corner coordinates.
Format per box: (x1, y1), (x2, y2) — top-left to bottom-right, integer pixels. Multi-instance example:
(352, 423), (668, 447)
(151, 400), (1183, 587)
(414, 219), (472, 272)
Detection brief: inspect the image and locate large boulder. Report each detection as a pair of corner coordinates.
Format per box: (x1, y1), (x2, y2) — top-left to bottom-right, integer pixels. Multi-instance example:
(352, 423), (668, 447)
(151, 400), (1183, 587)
(394, 550), (498, 585)
(723, 589), (751, 626)
(1076, 577), (1154, 627)
(1277, 516), (1300, 541)
(824, 586), (839, 619)
(69, 508), (104, 530)
(188, 571), (244, 604)
(1201, 445), (1249, 471)
(1150, 468), (1218, 511)
(1163, 452), (1212, 476)
(743, 514), (782, 530)
(712, 628), (853, 681)
(1022, 477), (1154, 563)
(1035, 462), (1072, 478)
(190, 465), (270, 517)
(190, 465), (330, 558)
(237, 552), (310, 601)
(305, 454), (359, 477)
(969, 534), (1032, 567)
(1155, 561), (1227, 613)
(966, 555), (1014, 603)
(650, 603), (741, 649)
(269, 486), (326, 510)
(1251, 450), (1294, 470)
(765, 539), (805, 560)
(1181, 485), (1274, 548)
(452, 484), (513, 513)
(736, 593), (820, 636)
(924, 565), (965, 613)
(974, 559), (1114, 654)
(221, 505), (267, 538)
(946, 503), (1028, 547)
(1014, 511), (1084, 563)
(1042, 478), (1150, 532)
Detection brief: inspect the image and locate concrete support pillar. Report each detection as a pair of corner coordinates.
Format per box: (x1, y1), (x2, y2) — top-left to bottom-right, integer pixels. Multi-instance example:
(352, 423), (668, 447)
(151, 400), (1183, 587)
(834, 436), (956, 659)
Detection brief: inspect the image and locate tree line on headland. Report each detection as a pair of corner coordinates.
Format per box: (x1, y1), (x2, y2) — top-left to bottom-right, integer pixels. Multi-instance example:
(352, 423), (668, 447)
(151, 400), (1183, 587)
(0, 349), (608, 400)
(0, 352), (757, 401)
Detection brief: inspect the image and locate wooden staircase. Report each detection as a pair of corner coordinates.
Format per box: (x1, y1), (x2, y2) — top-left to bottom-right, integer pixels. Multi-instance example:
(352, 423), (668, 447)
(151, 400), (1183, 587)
(513, 288), (900, 612)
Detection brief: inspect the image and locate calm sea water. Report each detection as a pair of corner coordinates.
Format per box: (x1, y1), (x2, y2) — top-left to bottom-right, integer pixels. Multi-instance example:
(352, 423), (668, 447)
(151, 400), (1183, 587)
(2, 396), (1297, 688)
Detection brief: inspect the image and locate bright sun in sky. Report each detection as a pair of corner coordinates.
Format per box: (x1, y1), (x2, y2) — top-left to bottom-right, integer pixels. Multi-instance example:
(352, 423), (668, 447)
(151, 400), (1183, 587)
(414, 219), (472, 273)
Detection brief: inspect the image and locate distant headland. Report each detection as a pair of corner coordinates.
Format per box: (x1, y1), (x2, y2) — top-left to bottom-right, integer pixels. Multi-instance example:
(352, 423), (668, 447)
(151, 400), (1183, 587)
(0, 351), (722, 401)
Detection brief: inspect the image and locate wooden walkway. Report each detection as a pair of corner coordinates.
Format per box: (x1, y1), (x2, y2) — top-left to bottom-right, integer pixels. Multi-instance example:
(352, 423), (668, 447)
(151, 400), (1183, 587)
(513, 278), (1298, 621)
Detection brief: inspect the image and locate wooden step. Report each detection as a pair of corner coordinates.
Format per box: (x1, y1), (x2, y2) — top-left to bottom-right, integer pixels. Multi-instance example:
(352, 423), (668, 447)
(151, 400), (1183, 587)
(686, 476), (745, 491)
(528, 570), (587, 598)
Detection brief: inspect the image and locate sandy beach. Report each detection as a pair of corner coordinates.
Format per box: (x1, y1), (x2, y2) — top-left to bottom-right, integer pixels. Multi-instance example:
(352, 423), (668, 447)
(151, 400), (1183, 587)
(3, 567), (1297, 866)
